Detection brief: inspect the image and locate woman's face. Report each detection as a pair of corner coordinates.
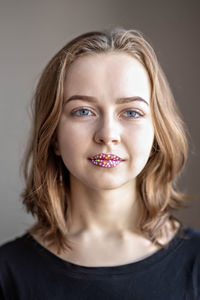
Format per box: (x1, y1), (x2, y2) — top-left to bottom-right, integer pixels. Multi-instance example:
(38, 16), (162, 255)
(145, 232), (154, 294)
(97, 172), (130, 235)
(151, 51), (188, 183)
(55, 52), (154, 190)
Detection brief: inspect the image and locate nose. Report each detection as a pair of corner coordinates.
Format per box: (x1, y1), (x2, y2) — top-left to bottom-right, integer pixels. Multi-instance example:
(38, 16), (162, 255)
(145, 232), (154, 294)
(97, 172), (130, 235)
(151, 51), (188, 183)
(94, 115), (121, 145)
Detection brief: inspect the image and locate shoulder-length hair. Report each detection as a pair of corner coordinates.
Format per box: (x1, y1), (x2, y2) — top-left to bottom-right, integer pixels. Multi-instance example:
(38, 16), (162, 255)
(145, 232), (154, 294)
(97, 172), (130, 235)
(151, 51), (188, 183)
(21, 28), (190, 254)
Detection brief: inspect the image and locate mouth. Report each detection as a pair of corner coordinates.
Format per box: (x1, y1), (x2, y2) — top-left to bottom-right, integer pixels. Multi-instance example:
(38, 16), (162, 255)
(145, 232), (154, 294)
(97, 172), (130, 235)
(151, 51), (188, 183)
(88, 153), (125, 168)
(90, 153), (124, 161)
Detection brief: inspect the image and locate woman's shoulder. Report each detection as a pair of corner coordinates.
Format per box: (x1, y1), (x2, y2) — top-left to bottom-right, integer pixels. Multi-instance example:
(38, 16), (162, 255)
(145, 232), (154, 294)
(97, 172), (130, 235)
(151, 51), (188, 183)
(182, 226), (200, 244)
(0, 232), (28, 247)
(0, 233), (31, 263)
(0, 232), (44, 285)
(158, 224), (200, 259)
(175, 226), (200, 268)
(158, 221), (200, 249)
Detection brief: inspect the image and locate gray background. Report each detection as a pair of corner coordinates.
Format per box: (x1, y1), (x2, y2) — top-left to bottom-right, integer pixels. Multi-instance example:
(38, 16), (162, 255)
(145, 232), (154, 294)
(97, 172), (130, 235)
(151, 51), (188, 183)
(0, 0), (199, 244)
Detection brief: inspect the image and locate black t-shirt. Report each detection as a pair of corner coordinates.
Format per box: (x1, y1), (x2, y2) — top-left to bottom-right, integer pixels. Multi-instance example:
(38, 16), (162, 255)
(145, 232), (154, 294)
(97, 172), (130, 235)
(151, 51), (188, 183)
(0, 226), (199, 300)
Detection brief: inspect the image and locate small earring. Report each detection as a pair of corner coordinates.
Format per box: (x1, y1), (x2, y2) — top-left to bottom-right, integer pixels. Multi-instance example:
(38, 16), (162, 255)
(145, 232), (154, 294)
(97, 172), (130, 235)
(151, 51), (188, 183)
(58, 170), (63, 187)
(53, 138), (61, 156)
(54, 144), (61, 156)
(59, 174), (63, 186)
(55, 149), (61, 156)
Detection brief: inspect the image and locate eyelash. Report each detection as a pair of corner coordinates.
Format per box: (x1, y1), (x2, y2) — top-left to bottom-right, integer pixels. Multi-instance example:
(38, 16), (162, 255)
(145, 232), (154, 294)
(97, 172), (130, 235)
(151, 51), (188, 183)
(71, 107), (144, 119)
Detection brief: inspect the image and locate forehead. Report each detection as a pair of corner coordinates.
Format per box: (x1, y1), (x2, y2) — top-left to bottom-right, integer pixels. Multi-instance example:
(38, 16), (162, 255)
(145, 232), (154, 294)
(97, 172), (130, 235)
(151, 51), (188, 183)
(64, 52), (151, 102)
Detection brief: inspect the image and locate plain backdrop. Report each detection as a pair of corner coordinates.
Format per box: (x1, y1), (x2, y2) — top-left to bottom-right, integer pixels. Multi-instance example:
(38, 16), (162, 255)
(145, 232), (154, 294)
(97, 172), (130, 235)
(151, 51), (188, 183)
(0, 0), (199, 244)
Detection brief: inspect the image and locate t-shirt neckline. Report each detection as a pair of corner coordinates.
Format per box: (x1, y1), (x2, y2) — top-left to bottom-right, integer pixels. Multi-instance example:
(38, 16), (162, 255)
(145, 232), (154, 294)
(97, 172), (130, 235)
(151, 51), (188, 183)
(23, 226), (190, 277)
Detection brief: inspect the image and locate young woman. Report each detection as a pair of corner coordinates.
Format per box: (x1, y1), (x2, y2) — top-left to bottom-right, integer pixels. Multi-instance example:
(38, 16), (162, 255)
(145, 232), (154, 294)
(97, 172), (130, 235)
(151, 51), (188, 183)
(0, 28), (199, 299)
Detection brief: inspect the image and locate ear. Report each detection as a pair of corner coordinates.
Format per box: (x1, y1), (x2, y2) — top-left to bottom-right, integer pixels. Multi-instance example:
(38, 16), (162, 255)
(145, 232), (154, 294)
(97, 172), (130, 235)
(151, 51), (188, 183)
(51, 134), (61, 156)
(54, 142), (61, 156)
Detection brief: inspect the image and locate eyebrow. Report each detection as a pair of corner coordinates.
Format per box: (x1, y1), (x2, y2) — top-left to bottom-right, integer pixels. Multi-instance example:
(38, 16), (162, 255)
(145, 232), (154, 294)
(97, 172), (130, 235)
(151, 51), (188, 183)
(64, 95), (149, 106)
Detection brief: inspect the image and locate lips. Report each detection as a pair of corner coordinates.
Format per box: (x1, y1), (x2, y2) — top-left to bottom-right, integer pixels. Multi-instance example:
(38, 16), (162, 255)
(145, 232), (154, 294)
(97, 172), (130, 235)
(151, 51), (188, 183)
(90, 153), (124, 161)
(89, 153), (124, 168)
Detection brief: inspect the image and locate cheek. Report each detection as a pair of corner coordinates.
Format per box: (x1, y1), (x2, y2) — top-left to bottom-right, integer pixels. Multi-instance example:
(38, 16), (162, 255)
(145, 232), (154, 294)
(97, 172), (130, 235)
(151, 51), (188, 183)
(56, 127), (79, 172)
(127, 123), (154, 158)
(56, 119), (91, 161)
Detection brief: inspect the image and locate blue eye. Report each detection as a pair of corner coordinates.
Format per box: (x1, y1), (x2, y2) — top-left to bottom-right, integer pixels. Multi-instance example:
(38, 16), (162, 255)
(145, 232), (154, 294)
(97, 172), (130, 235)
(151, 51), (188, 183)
(72, 109), (93, 116)
(123, 110), (142, 119)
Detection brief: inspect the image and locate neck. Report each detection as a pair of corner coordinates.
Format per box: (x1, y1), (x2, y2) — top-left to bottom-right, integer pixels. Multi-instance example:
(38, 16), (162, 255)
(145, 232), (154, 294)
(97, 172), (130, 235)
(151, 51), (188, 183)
(65, 174), (140, 237)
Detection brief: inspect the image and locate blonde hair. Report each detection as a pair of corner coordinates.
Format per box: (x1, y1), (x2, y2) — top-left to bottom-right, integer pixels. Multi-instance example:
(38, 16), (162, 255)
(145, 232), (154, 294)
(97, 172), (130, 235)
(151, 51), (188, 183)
(21, 28), (190, 254)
